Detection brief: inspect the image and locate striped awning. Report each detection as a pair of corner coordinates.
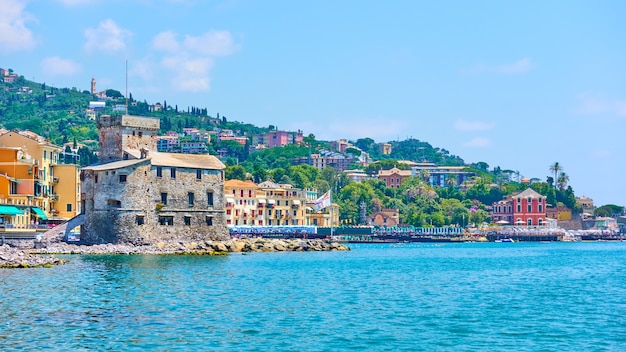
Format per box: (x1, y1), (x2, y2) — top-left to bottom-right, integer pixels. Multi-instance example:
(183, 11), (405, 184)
(31, 207), (48, 220)
(0, 205), (23, 215)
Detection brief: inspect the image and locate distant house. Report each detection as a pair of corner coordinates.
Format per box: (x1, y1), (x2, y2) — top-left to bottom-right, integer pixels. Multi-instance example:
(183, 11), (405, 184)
(491, 188), (547, 226)
(368, 208), (400, 227)
(378, 167), (412, 188)
(411, 163), (474, 187)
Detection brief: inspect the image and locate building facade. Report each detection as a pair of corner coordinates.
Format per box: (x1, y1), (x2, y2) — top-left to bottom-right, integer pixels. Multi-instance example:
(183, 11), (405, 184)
(81, 115), (228, 245)
(491, 188), (548, 226)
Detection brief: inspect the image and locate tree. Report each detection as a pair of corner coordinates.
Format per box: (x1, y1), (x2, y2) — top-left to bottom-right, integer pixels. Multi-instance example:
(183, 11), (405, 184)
(549, 162), (562, 189)
(557, 172), (569, 191)
(225, 165), (247, 180)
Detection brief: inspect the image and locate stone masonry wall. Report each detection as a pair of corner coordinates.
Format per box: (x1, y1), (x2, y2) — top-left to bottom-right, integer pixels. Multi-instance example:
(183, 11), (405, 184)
(82, 162), (228, 245)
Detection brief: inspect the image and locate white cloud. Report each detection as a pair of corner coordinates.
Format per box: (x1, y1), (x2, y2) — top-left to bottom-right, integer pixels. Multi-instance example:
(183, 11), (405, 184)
(152, 31), (180, 53)
(84, 19), (132, 53)
(469, 58), (533, 74)
(463, 137), (491, 148)
(183, 30), (239, 56)
(40, 56), (82, 76)
(453, 119), (495, 131)
(150, 30), (239, 93)
(0, 0), (37, 53)
(574, 92), (626, 117)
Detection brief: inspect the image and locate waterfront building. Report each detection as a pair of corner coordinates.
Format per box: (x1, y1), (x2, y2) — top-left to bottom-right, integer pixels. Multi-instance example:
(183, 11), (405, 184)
(224, 179), (260, 226)
(576, 195), (595, 216)
(224, 180), (309, 226)
(257, 181), (307, 226)
(368, 208), (400, 227)
(491, 188), (547, 226)
(81, 115), (228, 244)
(0, 130), (81, 221)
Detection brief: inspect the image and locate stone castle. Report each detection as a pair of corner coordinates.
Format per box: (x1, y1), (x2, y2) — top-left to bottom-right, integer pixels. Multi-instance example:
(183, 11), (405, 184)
(80, 115), (229, 244)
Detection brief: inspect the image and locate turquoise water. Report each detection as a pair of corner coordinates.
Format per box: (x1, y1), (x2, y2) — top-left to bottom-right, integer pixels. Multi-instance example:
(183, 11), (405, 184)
(2, 242), (626, 351)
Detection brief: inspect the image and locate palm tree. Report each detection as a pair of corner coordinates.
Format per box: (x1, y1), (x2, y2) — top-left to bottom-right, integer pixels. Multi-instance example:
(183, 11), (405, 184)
(557, 172), (569, 191)
(549, 162), (562, 189)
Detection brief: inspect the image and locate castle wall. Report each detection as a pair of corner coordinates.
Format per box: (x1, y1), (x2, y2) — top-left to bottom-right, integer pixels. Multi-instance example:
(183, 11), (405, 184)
(81, 161), (228, 245)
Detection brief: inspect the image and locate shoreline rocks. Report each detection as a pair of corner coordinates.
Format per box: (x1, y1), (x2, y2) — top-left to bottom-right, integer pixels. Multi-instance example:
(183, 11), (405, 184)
(1, 238), (350, 268)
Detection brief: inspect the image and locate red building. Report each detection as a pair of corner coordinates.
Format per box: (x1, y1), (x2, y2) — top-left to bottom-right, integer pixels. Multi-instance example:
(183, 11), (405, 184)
(491, 188), (547, 226)
(378, 167), (412, 188)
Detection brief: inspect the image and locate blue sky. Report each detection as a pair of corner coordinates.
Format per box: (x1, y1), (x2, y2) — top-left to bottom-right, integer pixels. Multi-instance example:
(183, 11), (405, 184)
(1, 0), (625, 207)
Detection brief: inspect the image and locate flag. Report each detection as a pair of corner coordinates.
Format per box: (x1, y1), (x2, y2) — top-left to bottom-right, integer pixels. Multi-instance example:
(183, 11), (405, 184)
(314, 190), (332, 211)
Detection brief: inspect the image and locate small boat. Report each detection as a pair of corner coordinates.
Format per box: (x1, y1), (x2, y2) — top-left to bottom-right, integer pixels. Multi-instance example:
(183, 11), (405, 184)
(495, 238), (515, 243)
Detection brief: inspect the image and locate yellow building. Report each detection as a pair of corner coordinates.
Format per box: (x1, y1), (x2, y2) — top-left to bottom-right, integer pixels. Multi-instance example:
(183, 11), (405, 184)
(224, 180), (308, 226)
(258, 181), (307, 226)
(0, 147), (47, 230)
(0, 130), (81, 220)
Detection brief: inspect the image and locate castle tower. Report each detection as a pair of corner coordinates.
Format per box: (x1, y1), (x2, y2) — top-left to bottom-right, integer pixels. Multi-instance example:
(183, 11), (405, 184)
(91, 77), (96, 94)
(97, 115), (160, 162)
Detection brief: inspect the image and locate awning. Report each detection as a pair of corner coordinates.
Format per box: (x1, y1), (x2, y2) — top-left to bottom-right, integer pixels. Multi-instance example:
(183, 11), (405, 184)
(31, 207), (48, 220)
(226, 198), (235, 203)
(292, 200), (301, 205)
(258, 199), (266, 204)
(0, 205), (23, 215)
(268, 199), (276, 204)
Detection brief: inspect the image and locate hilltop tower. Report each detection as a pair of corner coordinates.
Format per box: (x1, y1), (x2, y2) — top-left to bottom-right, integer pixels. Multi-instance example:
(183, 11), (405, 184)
(91, 76), (96, 94)
(97, 115), (160, 162)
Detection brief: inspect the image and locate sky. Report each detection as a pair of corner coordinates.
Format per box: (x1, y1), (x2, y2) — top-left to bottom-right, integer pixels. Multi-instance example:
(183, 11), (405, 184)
(1, 0), (625, 207)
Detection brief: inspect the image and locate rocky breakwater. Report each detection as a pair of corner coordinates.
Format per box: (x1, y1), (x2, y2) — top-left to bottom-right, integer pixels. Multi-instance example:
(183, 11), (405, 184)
(16, 238), (349, 266)
(0, 244), (66, 268)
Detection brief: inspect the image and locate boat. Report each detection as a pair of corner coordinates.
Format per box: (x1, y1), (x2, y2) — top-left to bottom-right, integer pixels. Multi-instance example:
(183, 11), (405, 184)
(495, 238), (515, 243)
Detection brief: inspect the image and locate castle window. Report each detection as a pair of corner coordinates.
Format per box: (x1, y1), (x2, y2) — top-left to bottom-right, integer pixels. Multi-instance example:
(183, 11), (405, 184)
(205, 217), (213, 226)
(107, 199), (121, 208)
(184, 216), (191, 226)
(161, 193), (167, 205)
(158, 216), (174, 226)
(119, 175), (127, 183)
(171, 167), (176, 179)
(136, 216), (144, 225)
(196, 169), (202, 180)
(188, 192), (195, 207)
(138, 131), (143, 137)
(156, 167), (162, 178)
(207, 192), (214, 207)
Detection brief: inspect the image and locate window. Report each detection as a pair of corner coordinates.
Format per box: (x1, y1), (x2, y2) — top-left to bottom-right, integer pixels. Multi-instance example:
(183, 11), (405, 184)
(539, 205), (543, 212)
(170, 167), (176, 179)
(517, 204), (521, 212)
(161, 193), (168, 205)
(95, 175), (98, 183)
(138, 131), (143, 137)
(188, 192), (195, 206)
(205, 216), (213, 226)
(66, 203), (72, 212)
(158, 216), (174, 225)
(136, 216), (145, 225)
(156, 167), (162, 177)
(119, 175), (127, 183)
(108, 199), (121, 208)
(286, 201), (289, 206)
(528, 205), (532, 212)
(207, 192), (214, 207)
(293, 210), (297, 216)
(184, 216), (191, 226)
(196, 169), (202, 180)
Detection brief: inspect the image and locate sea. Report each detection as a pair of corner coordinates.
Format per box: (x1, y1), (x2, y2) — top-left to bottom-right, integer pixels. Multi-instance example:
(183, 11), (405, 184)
(1, 241), (626, 351)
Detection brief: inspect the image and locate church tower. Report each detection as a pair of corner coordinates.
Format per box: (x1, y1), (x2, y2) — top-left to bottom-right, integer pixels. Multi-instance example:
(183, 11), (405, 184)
(91, 76), (96, 94)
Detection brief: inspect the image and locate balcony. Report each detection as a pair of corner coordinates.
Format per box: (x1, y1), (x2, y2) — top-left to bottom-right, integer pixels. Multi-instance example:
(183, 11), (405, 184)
(49, 194), (59, 201)
(53, 177), (59, 183)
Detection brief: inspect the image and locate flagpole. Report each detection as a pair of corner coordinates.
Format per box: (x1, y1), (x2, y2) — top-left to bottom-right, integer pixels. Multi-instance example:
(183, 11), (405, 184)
(329, 187), (333, 238)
